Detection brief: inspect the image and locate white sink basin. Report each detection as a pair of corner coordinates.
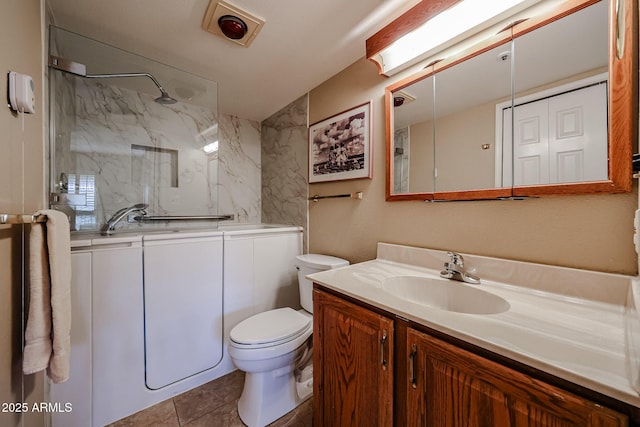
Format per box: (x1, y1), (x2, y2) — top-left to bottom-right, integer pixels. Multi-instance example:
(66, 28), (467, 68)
(381, 276), (509, 315)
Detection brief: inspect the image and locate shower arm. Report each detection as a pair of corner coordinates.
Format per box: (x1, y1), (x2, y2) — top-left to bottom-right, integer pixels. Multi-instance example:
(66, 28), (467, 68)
(83, 72), (167, 94)
(48, 55), (176, 102)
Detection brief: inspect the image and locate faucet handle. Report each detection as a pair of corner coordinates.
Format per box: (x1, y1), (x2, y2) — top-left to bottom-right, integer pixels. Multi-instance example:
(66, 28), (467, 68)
(447, 251), (464, 267)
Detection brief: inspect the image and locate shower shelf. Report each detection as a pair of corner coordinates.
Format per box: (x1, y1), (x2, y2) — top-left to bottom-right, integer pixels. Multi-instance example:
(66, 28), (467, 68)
(133, 214), (234, 222)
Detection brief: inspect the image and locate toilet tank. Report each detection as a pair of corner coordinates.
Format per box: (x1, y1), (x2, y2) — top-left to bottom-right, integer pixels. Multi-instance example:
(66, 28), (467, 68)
(296, 254), (349, 313)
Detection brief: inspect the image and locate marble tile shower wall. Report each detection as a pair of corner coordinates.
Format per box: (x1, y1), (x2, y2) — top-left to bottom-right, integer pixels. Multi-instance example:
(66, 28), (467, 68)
(261, 94), (309, 246)
(219, 114), (261, 224)
(53, 75), (262, 230)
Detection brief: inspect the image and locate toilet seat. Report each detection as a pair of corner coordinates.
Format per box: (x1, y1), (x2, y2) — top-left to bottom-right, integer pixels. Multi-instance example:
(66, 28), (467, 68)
(230, 308), (311, 349)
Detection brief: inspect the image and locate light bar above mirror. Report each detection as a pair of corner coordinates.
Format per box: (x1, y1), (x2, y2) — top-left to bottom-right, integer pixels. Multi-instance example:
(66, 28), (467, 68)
(366, 0), (541, 76)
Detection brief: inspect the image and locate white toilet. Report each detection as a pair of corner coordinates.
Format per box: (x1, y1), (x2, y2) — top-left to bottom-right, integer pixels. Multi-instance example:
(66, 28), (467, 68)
(229, 253), (349, 427)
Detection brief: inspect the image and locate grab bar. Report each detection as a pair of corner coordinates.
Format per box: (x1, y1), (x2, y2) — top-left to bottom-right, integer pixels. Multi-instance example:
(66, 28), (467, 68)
(0, 213), (47, 224)
(132, 214), (234, 222)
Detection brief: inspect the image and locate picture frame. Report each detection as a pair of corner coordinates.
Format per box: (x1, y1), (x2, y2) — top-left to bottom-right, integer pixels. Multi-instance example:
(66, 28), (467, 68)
(308, 101), (373, 183)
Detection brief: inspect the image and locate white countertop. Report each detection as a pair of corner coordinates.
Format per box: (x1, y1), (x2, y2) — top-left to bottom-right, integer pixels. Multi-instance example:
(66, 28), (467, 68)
(70, 224), (302, 248)
(70, 230), (224, 247)
(308, 243), (639, 408)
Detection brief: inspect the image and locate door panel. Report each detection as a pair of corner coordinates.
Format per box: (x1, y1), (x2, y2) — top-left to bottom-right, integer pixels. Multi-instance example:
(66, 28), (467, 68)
(143, 236), (223, 389)
(514, 99), (549, 185)
(502, 80), (608, 187)
(548, 84), (608, 183)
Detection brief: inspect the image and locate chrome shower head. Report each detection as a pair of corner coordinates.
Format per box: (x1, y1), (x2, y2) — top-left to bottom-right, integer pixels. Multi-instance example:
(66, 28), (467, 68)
(155, 89), (178, 104)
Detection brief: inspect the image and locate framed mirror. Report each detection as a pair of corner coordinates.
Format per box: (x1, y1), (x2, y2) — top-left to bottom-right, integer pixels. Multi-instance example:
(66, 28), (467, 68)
(385, 0), (636, 201)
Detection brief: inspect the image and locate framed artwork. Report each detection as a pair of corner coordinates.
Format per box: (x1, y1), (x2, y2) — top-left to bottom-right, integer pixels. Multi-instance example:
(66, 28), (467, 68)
(308, 101), (373, 183)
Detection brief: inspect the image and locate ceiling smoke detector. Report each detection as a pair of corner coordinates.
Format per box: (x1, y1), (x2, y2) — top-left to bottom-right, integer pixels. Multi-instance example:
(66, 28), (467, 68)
(202, 0), (265, 47)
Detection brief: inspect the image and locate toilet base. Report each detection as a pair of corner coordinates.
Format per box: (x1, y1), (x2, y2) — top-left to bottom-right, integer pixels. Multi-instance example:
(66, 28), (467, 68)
(237, 365), (312, 427)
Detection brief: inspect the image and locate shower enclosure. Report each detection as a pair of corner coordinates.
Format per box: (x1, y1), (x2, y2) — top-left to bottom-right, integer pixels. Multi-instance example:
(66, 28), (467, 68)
(48, 26), (232, 426)
(48, 26), (223, 232)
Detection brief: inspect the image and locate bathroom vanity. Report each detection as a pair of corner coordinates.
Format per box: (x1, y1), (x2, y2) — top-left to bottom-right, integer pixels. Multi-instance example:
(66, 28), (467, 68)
(311, 243), (640, 426)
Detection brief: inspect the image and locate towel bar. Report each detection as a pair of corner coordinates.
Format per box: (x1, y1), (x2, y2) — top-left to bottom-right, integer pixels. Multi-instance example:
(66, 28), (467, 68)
(0, 213), (47, 224)
(308, 192), (363, 202)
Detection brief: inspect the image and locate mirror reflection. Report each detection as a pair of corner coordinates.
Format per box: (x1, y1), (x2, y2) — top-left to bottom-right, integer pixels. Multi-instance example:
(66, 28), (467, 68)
(508, 1), (608, 187)
(388, 0), (615, 199)
(393, 75), (435, 193)
(434, 42), (513, 192)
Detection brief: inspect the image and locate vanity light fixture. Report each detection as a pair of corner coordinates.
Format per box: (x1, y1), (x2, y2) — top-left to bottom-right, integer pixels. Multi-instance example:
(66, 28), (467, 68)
(367, 0), (540, 76)
(202, 0), (265, 47)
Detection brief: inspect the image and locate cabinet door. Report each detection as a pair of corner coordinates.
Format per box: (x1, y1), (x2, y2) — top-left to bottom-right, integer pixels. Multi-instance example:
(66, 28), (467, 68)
(313, 289), (394, 427)
(406, 328), (627, 427)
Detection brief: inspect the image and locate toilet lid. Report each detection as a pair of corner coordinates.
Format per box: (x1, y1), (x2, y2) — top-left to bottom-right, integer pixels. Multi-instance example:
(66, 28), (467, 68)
(230, 307), (311, 346)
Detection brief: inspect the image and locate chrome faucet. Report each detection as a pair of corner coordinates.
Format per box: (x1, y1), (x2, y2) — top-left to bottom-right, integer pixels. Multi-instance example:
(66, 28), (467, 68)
(101, 203), (148, 235)
(440, 251), (480, 284)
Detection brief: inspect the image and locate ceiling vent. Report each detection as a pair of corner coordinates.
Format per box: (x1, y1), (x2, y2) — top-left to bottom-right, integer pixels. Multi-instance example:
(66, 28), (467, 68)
(202, 0), (265, 47)
(393, 90), (416, 107)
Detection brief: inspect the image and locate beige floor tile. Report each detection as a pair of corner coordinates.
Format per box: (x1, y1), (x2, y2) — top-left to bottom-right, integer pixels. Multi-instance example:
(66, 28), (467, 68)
(108, 370), (313, 427)
(106, 398), (179, 427)
(182, 400), (244, 427)
(269, 398), (313, 427)
(173, 370), (245, 425)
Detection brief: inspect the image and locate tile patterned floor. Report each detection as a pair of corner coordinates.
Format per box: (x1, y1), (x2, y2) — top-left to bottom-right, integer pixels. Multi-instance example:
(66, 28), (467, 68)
(106, 370), (313, 427)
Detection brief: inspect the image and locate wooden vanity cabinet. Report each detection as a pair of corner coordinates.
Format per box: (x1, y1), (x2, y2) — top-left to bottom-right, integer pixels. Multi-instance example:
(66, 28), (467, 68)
(405, 327), (627, 427)
(313, 288), (394, 426)
(314, 286), (629, 427)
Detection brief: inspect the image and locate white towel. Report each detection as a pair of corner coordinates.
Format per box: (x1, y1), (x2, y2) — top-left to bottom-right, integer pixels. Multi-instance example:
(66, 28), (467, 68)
(23, 209), (72, 383)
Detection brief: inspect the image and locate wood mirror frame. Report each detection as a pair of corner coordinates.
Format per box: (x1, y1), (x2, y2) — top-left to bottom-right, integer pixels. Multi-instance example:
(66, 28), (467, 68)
(384, 0), (637, 202)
